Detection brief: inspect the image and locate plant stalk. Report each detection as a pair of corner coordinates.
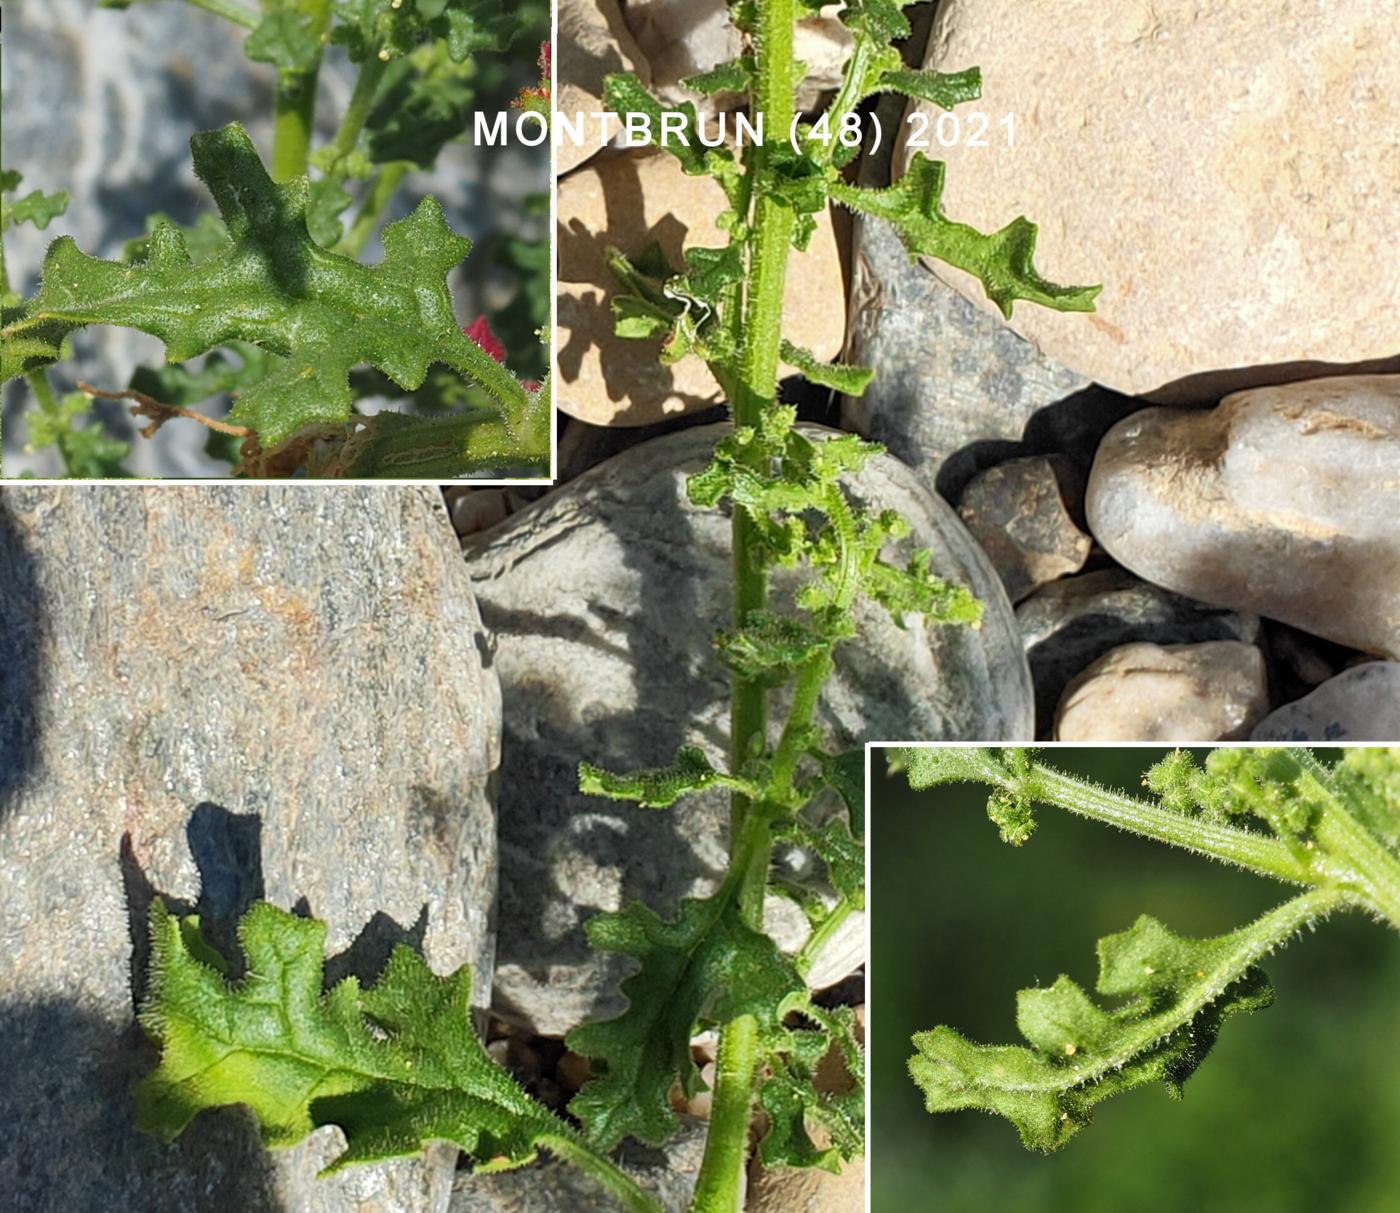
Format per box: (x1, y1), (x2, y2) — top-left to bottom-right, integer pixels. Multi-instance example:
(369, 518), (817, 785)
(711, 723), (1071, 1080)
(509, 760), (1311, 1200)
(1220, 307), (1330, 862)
(540, 1133), (665, 1213)
(1028, 767), (1314, 884)
(688, 1015), (760, 1213)
(323, 56), (389, 171)
(270, 0), (333, 183)
(699, 0), (801, 1207)
(337, 162), (409, 256)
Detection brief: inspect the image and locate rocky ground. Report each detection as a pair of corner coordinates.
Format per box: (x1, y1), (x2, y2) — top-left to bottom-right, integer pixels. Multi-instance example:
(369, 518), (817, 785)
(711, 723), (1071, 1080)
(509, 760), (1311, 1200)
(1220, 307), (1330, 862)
(530, 0), (1400, 747)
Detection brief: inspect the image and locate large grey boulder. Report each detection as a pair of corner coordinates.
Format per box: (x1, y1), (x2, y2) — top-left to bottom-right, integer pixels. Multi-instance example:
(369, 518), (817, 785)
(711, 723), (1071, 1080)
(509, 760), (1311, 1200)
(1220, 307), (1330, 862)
(463, 422), (1028, 1035)
(0, 486), (501, 1213)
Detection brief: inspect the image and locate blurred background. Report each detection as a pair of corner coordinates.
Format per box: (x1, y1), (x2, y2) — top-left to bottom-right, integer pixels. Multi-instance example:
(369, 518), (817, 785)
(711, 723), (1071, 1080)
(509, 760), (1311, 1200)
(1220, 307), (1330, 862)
(871, 747), (1400, 1213)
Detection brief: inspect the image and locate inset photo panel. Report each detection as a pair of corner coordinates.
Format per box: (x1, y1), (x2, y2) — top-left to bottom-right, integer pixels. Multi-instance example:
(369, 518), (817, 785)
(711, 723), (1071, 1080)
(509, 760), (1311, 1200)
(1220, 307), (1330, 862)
(2, 3), (551, 480)
(869, 744), (1400, 1213)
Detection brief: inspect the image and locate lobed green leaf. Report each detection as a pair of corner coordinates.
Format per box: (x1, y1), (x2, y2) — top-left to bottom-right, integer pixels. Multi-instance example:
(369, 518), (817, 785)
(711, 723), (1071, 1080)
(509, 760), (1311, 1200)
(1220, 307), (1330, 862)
(829, 154), (1101, 318)
(779, 340), (874, 397)
(579, 746), (745, 809)
(138, 900), (561, 1169)
(568, 892), (804, 1149)
(3, 123), (522, 447)
(910, 890), (1342, 1151)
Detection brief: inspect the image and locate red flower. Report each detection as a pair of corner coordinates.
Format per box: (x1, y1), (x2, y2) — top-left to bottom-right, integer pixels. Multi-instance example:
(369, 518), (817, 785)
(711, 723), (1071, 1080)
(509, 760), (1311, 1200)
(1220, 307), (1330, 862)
(464, 315), (542, 392)
(464, 315), (507, 364)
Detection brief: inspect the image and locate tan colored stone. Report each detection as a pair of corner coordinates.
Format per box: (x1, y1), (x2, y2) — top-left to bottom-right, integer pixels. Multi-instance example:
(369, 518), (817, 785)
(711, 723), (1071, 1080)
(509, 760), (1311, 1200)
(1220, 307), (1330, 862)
(906, 0), (1400, 400)
(1054, 640), (1270, 741)
(558, 0), (652, 176)
(557, 149), (846, 426)
(749, 1159), (865, 1213)
(1086, 375), (1400, 659)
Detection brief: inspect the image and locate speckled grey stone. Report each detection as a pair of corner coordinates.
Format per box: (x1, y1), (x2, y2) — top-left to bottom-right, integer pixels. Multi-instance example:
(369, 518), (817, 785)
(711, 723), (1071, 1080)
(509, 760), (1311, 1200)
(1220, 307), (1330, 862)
(448, 1120), (707, 1212)
(463, 422), (1029, 1034)
(0, 486), (501, 1213)
(1017, 567), (1261, 738)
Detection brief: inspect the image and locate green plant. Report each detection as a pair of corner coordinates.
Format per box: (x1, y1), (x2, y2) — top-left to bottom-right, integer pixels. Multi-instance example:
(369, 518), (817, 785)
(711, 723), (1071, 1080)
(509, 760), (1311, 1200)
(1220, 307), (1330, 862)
(132, 0), (1095, 1207)
(559, 0), (1096, 1208)
(891, 746), (1400, 1152)
(0, 0), (549, 478)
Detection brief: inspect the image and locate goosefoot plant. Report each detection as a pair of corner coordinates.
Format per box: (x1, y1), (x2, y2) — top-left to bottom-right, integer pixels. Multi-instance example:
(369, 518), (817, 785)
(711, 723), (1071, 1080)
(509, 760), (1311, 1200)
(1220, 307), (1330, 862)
(132, 1), (1096, 1209)
(560, 0), (1096, 1208)
(0, 0), (549, 478)
(891, 746), (1400, 1152)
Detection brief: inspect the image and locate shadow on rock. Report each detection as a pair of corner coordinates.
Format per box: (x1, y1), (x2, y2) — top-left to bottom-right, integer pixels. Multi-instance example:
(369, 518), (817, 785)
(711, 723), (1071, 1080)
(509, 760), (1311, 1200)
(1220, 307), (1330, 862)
(0, 802), (438, 1213)
(0, 495), (46, 822)
(0, 1001), (285, 1213)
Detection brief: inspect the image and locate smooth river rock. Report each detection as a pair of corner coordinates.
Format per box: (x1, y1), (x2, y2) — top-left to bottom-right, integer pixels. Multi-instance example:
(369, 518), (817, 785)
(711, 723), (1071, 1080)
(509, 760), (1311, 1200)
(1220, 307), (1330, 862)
(557, 149), (845, 427)
(464, 423), (1029, 1034)
(1054, 640), (1270, 742)
(0, 487), (501, 1213)
(1017, 568), (1261, 739)
(1252, 662), (1400, 742)
(1087, 376), (1400, 659)
(908, 0), (1400, 400)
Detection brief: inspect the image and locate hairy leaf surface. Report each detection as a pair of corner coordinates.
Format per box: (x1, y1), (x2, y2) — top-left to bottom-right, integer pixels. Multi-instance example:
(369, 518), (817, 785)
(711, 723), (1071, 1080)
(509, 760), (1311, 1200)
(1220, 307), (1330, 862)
(138, 900), (561, 1170)
(830, 154), (1100, 317)
(909, 891), (1340, 1151)
(568, 892), (804, 1149)
(3, 124), (519, 446)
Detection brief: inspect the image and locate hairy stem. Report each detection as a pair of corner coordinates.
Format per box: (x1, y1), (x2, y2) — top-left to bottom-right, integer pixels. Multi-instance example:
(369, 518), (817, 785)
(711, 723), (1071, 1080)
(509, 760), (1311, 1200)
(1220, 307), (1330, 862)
(1025, 765), (1313, 884)
(25, 369), (59, 416)
(270, 0), (333, 183)
(539, 1133), (665, 1213)
(796, 896), (855, 979)
(323, 56), (389, 171)
(337, 162), (409, 257)
(688, 1015), (760, 1213)
(700, 0), (800, 1207)
(1291, 750), (1400, 927)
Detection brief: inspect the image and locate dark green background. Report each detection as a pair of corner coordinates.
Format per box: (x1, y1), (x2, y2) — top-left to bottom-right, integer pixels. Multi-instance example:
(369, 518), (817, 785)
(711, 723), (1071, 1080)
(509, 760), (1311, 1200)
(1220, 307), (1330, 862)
(870, 747), (1400, 1213)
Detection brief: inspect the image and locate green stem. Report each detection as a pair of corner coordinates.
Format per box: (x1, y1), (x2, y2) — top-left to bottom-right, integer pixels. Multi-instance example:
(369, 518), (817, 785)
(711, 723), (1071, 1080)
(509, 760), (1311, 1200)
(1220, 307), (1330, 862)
(270, 0), (333, 183)
(699, 1), (800, 1209)
(26, 369), (60, 415)
(1026, 766), (1314, 884)
(323, 56), (388, 171)
(688, 1015), (760, 1213)
(795, 896), (855, 979)
(188, 0), (260, 28)
(1291, 751), (1400, 928)
(336, 162), (409, 257)
(539, 1133), (666, 1213)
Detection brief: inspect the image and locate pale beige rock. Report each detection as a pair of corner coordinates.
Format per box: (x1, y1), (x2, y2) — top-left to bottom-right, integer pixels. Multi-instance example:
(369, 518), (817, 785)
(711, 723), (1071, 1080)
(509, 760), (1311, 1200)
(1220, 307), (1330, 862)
(907, 0), (1400, 400)
(1086, 375), (1400, 658)
(558, 0), (652, 176)
(557, 149), (845, 426)
(748, 1159), (866, 1213)
(1054, 640), (1270, 742)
